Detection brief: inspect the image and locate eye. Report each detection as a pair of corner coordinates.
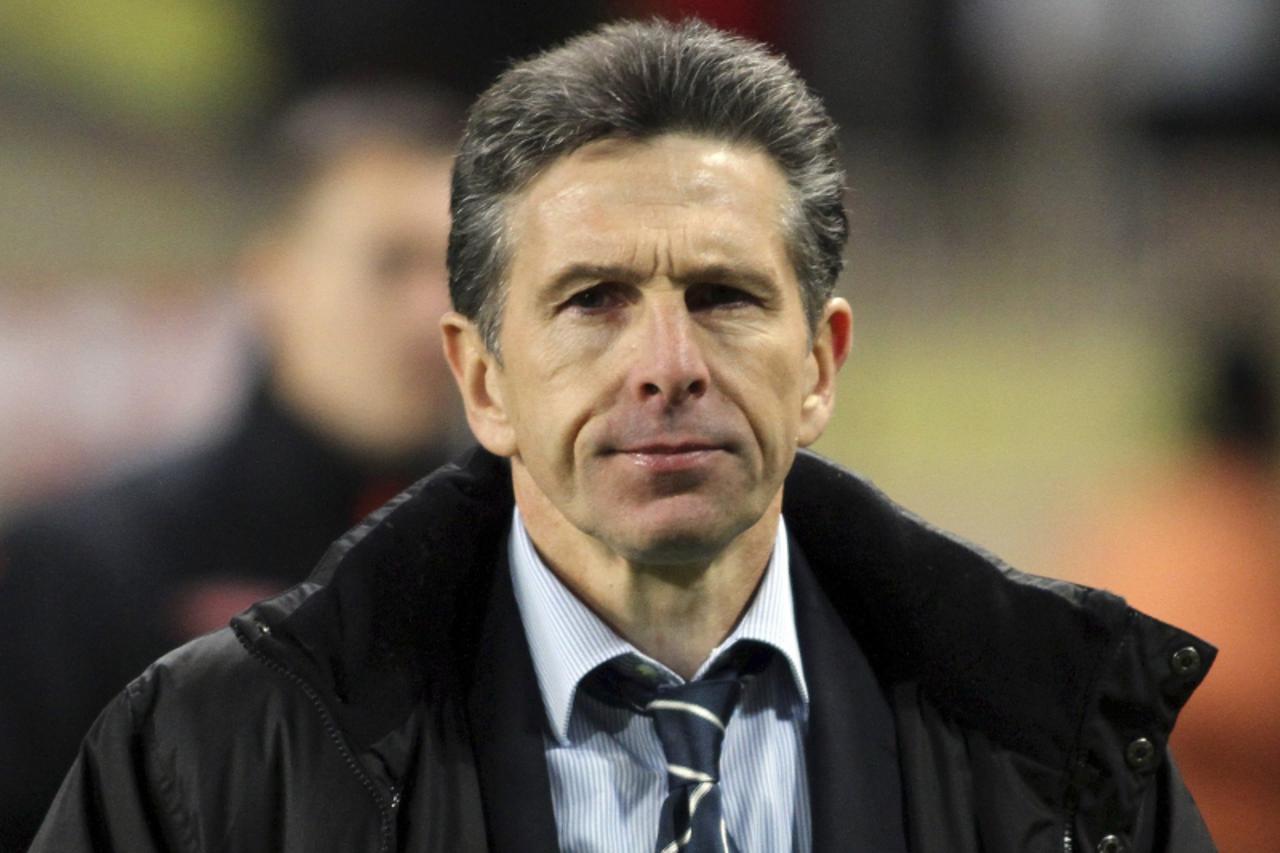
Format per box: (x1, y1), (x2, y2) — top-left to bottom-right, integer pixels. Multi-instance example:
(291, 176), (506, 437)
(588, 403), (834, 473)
(562, 282), (630, 314)
(685, 282), (761, 312)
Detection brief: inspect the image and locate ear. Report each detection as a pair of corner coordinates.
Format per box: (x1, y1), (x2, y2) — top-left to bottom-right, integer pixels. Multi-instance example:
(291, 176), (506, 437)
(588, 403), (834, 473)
(441, 312), (518, 457)
(797, 297), (853, 447)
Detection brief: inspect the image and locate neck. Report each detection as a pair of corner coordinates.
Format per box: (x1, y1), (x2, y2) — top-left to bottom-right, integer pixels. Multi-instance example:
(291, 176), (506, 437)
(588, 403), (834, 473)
(514, 470), (781, 680)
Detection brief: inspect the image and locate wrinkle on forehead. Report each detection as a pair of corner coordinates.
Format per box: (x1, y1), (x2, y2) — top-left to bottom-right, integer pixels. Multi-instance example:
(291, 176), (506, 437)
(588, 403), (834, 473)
(505, 133), (796, 304)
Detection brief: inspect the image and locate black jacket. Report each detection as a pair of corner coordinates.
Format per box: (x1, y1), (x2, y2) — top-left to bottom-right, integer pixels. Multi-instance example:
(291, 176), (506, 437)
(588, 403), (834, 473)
(31, 449), (1217, 852)
(0, 381), (445, 851)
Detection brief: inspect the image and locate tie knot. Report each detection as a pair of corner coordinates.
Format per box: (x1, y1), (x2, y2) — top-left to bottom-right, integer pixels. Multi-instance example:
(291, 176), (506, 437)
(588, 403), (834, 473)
(579, 647), (770, 853)
(648, 677), (742, 786)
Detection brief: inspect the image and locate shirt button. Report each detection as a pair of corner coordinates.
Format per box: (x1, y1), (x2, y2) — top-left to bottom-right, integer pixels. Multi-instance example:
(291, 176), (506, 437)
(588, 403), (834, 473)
(1125, 737), (1156, 771)
(1097, 834), (1125, 853)
(1170, 646), (1201, 677)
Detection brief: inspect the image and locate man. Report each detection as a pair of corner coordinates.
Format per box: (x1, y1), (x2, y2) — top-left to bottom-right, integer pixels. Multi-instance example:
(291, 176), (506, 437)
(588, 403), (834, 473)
(32, 20), (1215, 852)
(1, 87), (463, 850)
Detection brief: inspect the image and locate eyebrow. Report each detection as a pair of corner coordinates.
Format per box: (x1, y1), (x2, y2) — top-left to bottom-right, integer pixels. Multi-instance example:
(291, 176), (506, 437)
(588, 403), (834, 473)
(672, 263), (777, 292)
(540, 261), (779, 302)
(540, 263), (645, 303)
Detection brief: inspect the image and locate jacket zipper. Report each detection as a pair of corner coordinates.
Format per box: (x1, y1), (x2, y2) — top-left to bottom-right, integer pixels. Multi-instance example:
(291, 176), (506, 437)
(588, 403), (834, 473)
(234, 619), (398, 853)
(1062, 769), (1081, 853)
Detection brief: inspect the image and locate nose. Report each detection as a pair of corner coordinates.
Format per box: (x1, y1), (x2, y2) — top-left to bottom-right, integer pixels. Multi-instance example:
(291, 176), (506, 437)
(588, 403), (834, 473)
(629, 297), (710, 407)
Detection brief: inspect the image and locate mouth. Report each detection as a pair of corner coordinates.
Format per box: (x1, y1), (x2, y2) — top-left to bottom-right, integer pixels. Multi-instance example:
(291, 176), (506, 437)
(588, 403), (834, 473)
(609, 440), (729, 473)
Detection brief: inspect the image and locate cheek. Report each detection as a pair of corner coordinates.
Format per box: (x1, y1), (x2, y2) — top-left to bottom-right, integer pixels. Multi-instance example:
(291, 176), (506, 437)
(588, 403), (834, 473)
(544, 321), (625, 373)
(718, 339), (807, 427)
(510, 322), (625, 421)
(504, 362), (595, 469)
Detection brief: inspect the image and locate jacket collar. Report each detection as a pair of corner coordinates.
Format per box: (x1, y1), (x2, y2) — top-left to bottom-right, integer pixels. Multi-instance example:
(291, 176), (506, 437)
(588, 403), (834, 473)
(238, 446), (1213, 769)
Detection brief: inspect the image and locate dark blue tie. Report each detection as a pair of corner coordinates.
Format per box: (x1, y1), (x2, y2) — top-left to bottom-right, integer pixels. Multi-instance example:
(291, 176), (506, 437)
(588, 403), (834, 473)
(648, 677), (742, 853)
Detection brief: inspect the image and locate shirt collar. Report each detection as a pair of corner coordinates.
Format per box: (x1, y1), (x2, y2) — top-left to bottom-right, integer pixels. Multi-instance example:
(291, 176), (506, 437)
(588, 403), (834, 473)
(508, 508), (809, 746)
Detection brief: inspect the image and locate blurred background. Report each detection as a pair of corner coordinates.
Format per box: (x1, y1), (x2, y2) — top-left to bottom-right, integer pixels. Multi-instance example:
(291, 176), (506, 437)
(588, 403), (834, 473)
(1, 0), (1277, 849)
(3, 0), (1278, 566)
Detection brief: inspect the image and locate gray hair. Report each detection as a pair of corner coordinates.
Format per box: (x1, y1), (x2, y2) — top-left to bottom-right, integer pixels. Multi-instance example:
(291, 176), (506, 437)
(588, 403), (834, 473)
(448, 18), (847, 354)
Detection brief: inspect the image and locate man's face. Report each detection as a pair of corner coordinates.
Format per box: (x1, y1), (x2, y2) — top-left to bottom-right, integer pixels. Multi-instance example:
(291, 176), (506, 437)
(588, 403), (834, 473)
(257, 143), (457, 458)
(446, 134), (848, 565)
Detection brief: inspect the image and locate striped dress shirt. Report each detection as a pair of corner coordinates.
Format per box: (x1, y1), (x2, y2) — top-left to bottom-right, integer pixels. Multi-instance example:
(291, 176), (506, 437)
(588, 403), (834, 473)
(508, 509), (812, 852)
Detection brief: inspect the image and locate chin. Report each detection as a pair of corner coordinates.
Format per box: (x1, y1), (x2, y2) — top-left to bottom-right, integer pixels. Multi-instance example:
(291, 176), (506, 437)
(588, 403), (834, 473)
(605, 512), (749, 568)
(624, 536), (723, 568)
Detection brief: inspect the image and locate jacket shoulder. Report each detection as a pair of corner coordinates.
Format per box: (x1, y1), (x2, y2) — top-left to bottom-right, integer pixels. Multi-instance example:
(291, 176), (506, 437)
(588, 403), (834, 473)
(785, 451), (1218, 851)
(124, 583), (333, 760)
(123, 595), (384, 846)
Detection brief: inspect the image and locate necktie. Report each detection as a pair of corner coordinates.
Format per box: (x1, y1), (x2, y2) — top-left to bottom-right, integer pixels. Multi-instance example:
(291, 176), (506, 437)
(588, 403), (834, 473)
(648, 676), (742, 853)
(586, 646), (769, 852)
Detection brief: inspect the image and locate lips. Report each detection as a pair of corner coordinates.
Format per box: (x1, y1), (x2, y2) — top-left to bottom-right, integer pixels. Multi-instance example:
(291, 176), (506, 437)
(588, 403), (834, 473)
(620, 440), (720, 455)
(608, 438), (729, 473)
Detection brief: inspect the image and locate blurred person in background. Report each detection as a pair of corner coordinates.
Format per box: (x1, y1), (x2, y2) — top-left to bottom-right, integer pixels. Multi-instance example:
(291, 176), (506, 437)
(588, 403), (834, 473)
(0, 85), (465, 850)
(1059, 305), (1280, 852)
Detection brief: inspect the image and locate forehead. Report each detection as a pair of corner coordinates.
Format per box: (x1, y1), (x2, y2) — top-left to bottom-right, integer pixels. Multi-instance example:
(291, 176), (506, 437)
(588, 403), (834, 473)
(528, 133), (788, 203)
(295, 144), (453, 235)
(506, 134), (794, 277)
